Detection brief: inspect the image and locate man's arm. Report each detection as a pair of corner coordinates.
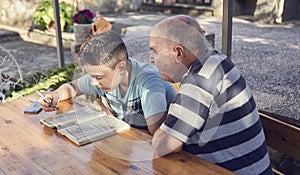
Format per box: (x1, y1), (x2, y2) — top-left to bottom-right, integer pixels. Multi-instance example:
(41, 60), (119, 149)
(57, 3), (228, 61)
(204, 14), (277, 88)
(152, 128), (183, 158)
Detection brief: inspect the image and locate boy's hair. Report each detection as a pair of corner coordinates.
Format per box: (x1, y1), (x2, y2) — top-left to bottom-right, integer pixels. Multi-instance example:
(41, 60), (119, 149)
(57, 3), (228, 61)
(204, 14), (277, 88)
(78, 31), (128, 69)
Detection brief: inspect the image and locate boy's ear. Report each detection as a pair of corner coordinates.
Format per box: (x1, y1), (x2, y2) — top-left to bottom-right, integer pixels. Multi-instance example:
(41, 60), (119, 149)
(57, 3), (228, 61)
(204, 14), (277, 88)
(115, 60), (126, 72)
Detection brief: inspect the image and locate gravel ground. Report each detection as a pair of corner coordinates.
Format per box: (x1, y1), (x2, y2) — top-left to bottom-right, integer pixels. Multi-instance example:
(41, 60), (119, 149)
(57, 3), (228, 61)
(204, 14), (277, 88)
(227, 18), (299, 123)
(0, 40), (73, 78)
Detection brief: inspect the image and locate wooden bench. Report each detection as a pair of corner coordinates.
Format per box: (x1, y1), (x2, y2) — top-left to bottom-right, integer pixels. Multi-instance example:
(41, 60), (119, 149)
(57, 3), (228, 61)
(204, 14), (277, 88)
(259, 112), (300, 175)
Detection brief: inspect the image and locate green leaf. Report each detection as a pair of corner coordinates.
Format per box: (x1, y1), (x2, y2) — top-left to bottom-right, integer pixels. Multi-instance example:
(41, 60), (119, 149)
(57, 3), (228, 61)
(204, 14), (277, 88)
(46, 6), (54, 20)
(60, 18), (66, 29)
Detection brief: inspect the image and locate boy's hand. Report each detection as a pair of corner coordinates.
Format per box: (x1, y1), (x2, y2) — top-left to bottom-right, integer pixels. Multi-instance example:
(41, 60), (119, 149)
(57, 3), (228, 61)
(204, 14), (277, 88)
(37, 91), (60, 112)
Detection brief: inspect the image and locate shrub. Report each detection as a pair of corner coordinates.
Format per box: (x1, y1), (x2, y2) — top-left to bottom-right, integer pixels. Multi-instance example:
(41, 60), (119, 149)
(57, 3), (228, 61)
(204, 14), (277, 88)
(33, 0), (76, 31)
(3, 64), (81, 101)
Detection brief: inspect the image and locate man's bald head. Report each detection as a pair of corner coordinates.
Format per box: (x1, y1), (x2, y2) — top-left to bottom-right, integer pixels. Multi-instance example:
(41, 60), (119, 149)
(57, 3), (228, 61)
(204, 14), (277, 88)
(170, 15), (205, 34)
(150, 15), (210, 57)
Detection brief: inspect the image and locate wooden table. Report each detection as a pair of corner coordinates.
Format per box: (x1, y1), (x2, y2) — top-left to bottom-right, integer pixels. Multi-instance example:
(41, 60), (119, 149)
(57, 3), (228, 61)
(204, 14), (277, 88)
(0, 94), (235, 175)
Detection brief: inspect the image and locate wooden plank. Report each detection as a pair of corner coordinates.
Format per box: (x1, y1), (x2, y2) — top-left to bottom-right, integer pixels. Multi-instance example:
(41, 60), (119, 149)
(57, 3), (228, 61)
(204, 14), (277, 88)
(0, 118), (103, 174)
(92, 128), (235, 174)
(0, 98), (117, 174)
(259, 112), (300, 161)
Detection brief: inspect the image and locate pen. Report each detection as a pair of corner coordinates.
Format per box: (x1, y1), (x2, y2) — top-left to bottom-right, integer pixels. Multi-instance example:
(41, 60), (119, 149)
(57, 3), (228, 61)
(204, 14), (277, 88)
(35, 90), (58, 111)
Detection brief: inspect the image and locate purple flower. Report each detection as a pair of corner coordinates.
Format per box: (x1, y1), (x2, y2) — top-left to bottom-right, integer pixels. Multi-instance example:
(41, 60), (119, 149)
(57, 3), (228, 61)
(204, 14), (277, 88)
(73, 9), (96, 24)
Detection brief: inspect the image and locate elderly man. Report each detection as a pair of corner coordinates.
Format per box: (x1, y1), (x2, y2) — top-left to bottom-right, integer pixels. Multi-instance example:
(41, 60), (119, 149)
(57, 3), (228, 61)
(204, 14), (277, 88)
(150, 15), (273, 175)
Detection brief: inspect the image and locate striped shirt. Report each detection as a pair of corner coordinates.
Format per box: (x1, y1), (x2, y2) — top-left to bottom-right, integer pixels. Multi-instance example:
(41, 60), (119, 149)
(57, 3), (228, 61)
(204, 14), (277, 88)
(160, 49), (273, 174)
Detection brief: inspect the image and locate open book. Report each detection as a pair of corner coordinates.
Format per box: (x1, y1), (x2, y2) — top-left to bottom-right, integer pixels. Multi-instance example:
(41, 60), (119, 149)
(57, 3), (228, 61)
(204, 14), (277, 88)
(40, 106), (130, 146)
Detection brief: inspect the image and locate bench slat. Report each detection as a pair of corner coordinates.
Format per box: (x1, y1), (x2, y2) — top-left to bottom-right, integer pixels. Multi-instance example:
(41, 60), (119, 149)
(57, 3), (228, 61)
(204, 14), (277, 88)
(259, 112), (300, 161)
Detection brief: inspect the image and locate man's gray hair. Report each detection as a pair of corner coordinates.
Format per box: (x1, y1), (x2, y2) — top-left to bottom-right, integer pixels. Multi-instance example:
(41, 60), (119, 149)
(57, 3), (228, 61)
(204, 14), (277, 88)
(151, 16), (211, 57)
(78, 31), (128, 68)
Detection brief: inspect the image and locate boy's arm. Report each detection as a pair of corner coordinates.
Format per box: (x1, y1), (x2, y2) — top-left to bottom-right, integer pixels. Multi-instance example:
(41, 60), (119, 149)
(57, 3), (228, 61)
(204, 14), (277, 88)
(96, 98), (115, 117)
(146, 112), (167, 135)
(38, 79), (83, 111)
(57, 79), (83, 101)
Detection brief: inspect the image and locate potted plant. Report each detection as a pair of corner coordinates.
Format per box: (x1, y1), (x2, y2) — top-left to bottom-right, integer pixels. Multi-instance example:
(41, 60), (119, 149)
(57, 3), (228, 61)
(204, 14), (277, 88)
(33, 0), (75, 31)
(73, 9), (96, 24)
(73, 9), (96, 44)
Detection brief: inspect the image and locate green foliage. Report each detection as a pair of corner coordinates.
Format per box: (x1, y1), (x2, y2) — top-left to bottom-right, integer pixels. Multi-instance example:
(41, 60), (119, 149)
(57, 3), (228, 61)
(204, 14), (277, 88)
(33, 0), (76, 31)
(4, 64), (81, 101)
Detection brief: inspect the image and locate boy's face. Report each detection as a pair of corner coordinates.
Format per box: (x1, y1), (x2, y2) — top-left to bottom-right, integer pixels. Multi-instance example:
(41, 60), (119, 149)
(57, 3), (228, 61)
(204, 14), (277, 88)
(84, 63), (122, 92)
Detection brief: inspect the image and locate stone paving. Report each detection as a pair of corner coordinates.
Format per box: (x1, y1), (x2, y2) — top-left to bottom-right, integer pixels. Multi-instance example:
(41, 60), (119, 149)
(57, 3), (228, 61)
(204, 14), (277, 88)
(0, 12), (299, 125)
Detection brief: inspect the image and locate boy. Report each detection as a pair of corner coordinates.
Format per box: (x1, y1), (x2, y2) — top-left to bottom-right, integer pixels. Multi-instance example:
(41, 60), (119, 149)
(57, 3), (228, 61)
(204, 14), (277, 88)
(38, 31), (176, 135)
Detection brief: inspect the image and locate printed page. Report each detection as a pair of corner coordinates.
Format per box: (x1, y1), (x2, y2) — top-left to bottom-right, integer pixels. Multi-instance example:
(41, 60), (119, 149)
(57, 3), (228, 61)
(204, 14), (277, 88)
(58, 115), (130, 146)
(40, 106), (106, 129)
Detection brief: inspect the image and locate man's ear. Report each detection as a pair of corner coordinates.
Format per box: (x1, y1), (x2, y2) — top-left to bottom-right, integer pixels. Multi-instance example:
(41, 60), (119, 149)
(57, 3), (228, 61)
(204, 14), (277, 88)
(174, 45), (184, 63)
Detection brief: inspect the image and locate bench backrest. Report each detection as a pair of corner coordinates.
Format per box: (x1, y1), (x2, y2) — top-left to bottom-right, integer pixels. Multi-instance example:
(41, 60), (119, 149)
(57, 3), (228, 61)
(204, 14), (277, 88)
(259, 112), (300, 161)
